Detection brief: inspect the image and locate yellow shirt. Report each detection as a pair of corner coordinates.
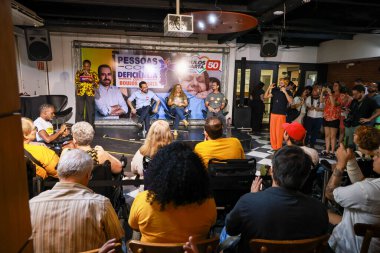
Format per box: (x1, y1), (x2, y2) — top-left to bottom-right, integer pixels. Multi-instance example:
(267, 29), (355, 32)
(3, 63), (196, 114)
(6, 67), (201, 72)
(24, 143), (59, 179)
(194, 137), (246, 167)
(128, 191), (216, 243)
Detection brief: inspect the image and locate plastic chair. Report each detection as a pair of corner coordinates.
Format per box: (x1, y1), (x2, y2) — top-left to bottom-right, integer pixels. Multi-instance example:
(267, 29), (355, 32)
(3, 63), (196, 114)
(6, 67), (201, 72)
(249, 234), (330, 253)
(128, 237), (219, 253)
(354, 223), (380, 253)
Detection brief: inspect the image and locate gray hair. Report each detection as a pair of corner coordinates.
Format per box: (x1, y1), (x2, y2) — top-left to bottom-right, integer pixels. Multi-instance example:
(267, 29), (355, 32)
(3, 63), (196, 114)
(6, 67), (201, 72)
(71, 121), (95, 146)
(58, 149), (93, 178)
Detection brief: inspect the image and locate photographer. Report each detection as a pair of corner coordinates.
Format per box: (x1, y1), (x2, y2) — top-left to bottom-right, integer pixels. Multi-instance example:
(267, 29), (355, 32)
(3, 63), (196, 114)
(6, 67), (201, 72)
(344, 84), (379, 147)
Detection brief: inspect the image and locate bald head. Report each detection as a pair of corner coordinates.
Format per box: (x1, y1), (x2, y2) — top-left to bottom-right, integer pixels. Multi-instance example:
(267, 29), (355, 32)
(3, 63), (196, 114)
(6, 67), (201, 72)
(204, 117), (223, 139)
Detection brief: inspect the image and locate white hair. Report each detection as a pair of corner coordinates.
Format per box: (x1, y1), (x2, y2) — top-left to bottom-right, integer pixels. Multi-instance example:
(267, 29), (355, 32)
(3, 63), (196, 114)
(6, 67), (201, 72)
(71, 121), (95, 146)
(58, 149), (93, 178)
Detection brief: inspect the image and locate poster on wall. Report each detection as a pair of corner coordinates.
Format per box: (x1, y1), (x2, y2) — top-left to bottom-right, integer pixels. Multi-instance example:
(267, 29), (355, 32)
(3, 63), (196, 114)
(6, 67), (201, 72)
(83, 48), (224, 119)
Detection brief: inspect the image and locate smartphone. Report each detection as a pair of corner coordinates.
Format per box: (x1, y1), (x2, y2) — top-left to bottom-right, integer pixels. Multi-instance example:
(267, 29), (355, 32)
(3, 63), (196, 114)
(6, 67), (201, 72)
(343, 136), (349, 148)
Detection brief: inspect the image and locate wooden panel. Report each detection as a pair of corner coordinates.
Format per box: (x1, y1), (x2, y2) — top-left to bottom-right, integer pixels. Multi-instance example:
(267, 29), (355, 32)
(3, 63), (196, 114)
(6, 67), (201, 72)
(0, 0), (20, 115)
(0, 115), (33, 252)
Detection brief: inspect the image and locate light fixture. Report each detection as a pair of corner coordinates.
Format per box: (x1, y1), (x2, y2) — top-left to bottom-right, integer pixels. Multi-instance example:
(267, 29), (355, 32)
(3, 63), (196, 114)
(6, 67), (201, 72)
(273, 10), (284, 15)
(198, 21), (206, 30)
(208, 13), (217, 24)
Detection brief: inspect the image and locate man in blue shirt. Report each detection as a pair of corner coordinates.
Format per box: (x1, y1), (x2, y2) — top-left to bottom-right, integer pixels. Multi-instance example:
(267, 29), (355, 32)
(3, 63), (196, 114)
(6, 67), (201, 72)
(127, 81), (160, 131)
(95, 64), (129, 117)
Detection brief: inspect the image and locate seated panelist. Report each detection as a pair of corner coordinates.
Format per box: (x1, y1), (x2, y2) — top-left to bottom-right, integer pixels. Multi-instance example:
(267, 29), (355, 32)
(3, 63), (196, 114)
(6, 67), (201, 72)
(167, 84), (189, 136)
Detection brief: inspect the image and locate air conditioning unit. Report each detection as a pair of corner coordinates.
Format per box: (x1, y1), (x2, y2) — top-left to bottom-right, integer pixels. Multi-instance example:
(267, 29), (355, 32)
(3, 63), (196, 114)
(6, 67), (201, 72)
(164, 14), (193, 37)
(11, 0), (44, 27)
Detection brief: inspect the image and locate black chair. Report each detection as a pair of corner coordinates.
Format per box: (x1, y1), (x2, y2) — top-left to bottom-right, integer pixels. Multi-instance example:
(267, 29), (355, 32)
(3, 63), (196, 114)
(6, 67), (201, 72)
(208, 158), (256, 212)
(163, 96), (191, 124)
(47, 95), (73, 129)
(132, 99), (159, 137)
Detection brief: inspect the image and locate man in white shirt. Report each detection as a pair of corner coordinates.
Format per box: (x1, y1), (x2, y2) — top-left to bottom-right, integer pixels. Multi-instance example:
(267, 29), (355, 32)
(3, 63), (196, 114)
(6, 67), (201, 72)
(34, 104), (68, 143)
(304, 84), (324, 148)
(127, 81), (160, 131)
(95, 64), (129, 117)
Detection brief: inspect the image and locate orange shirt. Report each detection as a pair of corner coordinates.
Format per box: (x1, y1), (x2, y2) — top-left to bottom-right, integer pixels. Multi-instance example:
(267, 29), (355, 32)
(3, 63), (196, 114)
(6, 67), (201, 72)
(324, 93), (344, 121)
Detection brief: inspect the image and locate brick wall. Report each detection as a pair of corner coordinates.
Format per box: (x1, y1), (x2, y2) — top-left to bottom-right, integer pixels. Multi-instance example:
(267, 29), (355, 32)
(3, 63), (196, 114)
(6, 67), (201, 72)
(327, 60), (380, 87)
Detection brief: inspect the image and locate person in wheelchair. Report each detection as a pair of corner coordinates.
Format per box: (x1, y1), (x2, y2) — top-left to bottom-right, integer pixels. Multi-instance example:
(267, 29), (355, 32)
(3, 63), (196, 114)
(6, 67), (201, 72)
(167, 84), (189, 136)
(22, 117), (59, 180)
(34, 104), (71, 144)
(128, 142), (217, 243)
(326, 126), (380, 253)
(64, 121), (122, 174)
(131, 120), (172, 179)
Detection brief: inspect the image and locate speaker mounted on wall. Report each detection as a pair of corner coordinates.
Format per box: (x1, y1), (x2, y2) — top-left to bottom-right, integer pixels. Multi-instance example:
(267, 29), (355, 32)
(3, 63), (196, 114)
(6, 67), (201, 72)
(24, 28), (52, 61)
(260, 32), (279, 57)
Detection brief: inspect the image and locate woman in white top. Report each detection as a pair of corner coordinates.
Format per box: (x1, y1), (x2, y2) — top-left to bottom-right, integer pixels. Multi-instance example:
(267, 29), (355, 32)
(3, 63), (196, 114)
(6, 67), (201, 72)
(291, 87), (310, 123)
(131, 120), (172, 177)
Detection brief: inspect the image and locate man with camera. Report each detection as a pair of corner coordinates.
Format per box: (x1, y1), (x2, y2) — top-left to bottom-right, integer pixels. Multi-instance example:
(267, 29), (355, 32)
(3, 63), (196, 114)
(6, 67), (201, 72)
(344, 84), (379, 147)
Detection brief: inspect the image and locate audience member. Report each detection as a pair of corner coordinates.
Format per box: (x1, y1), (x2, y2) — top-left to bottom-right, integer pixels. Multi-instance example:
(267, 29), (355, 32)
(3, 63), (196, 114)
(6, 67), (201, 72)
(304, 84), (325, 148)
(75, 59), (99, 125)
(22, 117), (59, 180)
(367, 82), (380, 129)
(167, 84), (189, 136)
(29, 149), (124, 252)
(264, 78), (293, 151)
(95, 64), (129, 117)
(194, 117), (245, 167)
(249, 81), (265, 131)
(225, 146), (328, 253)
(128, 142), (216, 243)
(127, 81), (161, 132)
(67, 121), (122, 174)
(283, 121), (319, 166)
(345, 84), (379, 147)
(338, 86), (352, 144)
(131, 120), (172, 178)
(290, 86), (310, 123)
(34, 104), (69, 143)
(205, 77), (227, 127)
(326, 126), (380, 253)
(321, 81), (344, 159)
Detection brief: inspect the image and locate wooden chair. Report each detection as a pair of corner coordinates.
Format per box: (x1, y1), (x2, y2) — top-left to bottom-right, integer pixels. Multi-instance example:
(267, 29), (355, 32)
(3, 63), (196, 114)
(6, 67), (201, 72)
(249, 234), (330, 253)
(354, 223), (380, 253)
(128, 237), (219, 253)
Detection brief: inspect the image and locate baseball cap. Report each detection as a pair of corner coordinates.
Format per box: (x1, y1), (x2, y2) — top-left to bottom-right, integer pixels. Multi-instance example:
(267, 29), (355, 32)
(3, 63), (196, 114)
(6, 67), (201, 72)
(282, 121), (306, 141)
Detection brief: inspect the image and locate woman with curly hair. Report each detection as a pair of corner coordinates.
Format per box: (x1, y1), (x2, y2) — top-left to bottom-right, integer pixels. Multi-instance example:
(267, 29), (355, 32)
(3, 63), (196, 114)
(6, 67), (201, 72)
(130, 120), (172, 178)
(128, 142), (216, 243)
(167, 84), (189, 136)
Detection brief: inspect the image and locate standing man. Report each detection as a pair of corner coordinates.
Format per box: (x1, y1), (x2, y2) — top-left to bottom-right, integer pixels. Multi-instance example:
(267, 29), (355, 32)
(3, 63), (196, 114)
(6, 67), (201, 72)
(264, 78), (293, 151)
(205, 77), (227, 126)
(95, 64), (129, 117)
(75, 59), (99, 125)
(127, 81), (161, 132)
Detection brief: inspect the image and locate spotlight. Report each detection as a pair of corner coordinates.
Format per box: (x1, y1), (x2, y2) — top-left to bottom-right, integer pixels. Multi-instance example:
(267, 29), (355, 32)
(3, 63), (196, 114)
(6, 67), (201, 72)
(208, 13), (217, 24)
(198, 21), (205, 30)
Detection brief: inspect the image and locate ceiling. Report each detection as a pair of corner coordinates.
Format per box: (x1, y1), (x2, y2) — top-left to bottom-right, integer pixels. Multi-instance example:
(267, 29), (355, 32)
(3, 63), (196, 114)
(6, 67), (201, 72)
(15, 0), (380, 47)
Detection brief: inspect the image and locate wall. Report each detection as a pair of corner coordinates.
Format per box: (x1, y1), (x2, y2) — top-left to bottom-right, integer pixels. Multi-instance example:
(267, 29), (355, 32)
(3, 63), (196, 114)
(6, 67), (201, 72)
(235, 44), (318, 63)
(318, 34), (380, 63)
(327, 59), (380, 86)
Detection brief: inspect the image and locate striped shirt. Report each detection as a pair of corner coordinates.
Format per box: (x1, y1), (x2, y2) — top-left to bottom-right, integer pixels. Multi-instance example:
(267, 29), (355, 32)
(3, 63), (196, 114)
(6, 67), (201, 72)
(29, 182), (124, 253)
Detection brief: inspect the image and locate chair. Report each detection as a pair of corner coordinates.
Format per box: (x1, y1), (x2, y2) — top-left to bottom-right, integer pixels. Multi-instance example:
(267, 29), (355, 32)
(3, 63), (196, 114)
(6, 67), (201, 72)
(354, 223), (380, 253)
(249, 234), (330, 253)
(48, 95), (73, 129)
(208, 158), (256, 212)
(163, 96), (191, 126)
(79, 242), (122, 253)
(132, 99), (159, 137)
(128, 237), (219, 253)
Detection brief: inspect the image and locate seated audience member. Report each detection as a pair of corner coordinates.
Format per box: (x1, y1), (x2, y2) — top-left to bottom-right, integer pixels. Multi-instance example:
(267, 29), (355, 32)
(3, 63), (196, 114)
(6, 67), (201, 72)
(22, 117), (59, 180)
(326, 126), (380, 253)
(34, 104), (69, 143)
(283, 121), (319, 166)
(225, 146), (328, 253)
(131, 120), (172, 178)
(128, 142), (217, 243)
(67, 121), (122, 174)
(95, 64), (129, 117)
(194, 116), (245, 167)
(29, 149), (124, 253)
(167, 83), (189, 136)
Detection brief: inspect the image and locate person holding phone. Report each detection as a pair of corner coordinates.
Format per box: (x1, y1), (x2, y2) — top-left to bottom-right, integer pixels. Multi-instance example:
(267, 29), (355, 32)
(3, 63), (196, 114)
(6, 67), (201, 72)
(75, 59), (99, 125)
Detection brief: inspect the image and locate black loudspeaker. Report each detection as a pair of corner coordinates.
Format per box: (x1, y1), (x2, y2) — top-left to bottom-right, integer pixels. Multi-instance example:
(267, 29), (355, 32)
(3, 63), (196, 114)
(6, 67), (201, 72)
(24, 28), (52, 61)
(260, 32), (279, 57)
(233, 107), (251, 128)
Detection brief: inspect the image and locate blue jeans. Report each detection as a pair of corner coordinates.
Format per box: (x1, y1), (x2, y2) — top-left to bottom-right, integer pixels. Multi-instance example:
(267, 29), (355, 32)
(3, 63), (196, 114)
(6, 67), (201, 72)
(137, 106), (151, 131)
(304, 117), (323, 146)
(170, 107), (185, 130)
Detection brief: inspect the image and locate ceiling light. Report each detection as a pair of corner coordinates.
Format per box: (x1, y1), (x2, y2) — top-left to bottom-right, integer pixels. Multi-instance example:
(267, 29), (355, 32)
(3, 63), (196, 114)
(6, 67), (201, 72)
(198, 21), (205, 30)
(273, 10), (284, 15)
(208, 13), (217, 24)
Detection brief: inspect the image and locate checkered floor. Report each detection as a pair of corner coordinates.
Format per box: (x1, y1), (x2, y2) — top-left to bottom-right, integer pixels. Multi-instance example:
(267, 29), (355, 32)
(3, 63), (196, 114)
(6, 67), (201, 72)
(246, 130), (335, 169)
